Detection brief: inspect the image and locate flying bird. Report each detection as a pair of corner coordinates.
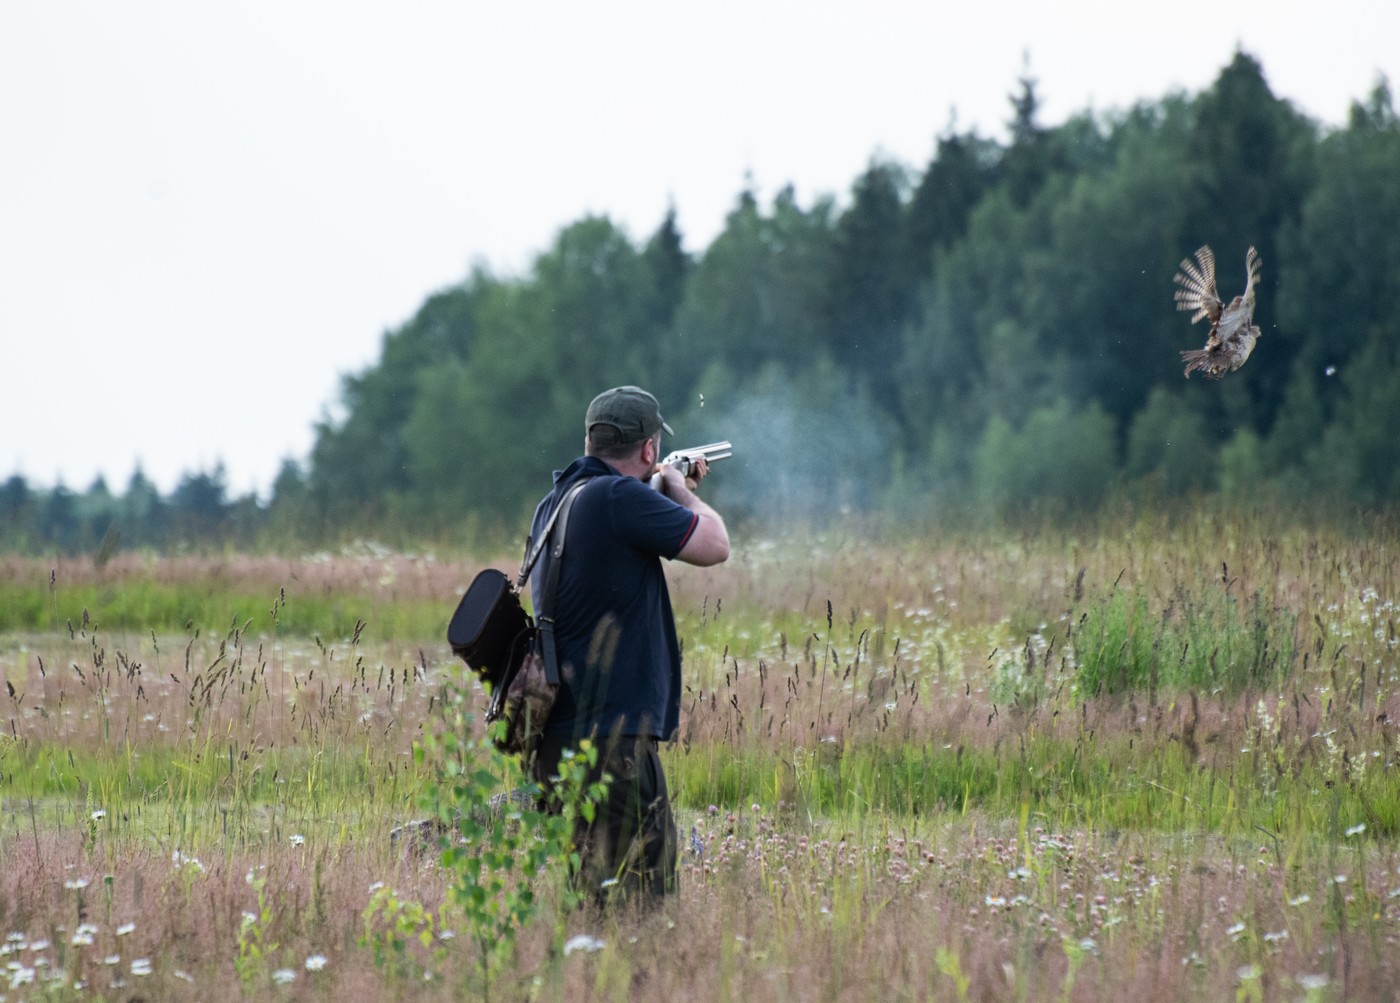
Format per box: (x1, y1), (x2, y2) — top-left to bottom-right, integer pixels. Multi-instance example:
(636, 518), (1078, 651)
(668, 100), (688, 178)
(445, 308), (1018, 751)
(1173, 244), (1262, 379)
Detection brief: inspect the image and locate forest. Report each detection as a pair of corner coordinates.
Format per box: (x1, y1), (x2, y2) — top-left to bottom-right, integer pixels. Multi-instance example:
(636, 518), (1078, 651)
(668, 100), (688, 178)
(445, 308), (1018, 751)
(4, 50), (1399, 552)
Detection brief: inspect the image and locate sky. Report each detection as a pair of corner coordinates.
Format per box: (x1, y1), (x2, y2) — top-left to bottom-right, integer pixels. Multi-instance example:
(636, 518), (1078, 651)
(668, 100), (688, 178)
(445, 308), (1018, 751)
(3, 1), (1397, 501)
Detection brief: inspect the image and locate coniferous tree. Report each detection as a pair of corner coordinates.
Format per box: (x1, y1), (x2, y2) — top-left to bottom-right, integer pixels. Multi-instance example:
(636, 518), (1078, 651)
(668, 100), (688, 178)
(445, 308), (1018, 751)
(643, 206), (695, 408)
(903, 128), (997, 273)
(0, 475), (34, 547)
(1179, 50), (1316, 432)
(823, 159), (911, 423)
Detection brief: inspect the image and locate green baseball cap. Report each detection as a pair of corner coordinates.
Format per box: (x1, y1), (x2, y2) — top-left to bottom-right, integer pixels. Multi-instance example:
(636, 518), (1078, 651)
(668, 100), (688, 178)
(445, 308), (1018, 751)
(585, 386), (673, 444)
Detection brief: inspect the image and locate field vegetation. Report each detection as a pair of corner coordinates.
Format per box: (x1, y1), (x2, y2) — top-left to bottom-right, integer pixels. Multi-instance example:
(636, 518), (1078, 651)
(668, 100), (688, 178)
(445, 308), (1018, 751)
(2, 507), (1399, 1000)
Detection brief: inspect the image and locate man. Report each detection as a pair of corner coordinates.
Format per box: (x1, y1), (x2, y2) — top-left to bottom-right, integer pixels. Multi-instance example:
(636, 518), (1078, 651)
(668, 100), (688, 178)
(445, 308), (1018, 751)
(528, 385), (729, 906)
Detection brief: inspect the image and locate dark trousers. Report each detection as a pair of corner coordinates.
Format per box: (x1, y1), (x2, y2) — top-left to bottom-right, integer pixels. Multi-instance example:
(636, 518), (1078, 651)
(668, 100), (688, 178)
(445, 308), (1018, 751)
(533, 734), (678, 907)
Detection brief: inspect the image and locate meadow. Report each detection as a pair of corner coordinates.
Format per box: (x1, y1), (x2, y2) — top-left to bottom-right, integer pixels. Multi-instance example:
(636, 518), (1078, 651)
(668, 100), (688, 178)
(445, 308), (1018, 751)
(2, 508), (1399, 1001)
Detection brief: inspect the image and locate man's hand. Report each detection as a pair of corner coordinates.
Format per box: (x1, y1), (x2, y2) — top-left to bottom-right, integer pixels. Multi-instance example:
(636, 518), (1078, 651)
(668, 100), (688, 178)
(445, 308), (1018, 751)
(654, 456), (709, 496)
(653, 457), (727, 566)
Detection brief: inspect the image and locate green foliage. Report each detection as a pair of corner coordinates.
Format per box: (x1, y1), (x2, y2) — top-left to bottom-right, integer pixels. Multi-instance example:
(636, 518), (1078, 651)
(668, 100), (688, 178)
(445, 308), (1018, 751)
(824, 159), (915, 408)
(1311, 337), (1400, 504)
(669, 721), (1386, 837)
(1067, 587), (1161, 697)
(935, 946), (972, 1002)
(1069, 582), (1298, 697)
(361, 884), (443, 982)
(236, 869), (280, 987)
(366, 689), (606, 997)
(6, 524), (1400, 997)
(1126, 387), (1215, 494)
(972, 398), (1117, 510)
(0, 577), (444, 638)
(663, 186), (836, 405)
(9, 52), (1400, 549)
(1217, 427), (1266, 501)
(1026, 103), (1192, 426)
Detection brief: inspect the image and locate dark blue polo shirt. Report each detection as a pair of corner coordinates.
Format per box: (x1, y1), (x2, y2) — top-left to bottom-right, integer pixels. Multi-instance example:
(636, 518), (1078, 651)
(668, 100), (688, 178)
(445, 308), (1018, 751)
(528, 456), (698, 742)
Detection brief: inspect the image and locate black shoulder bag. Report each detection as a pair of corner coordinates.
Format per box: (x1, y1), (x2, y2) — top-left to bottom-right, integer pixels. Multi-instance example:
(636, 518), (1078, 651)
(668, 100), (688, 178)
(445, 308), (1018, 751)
(446, 479), (590, 758)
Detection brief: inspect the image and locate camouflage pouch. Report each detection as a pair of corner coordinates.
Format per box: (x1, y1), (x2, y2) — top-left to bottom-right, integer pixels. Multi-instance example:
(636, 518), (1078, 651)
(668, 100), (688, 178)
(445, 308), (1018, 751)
(487, 629), (558, 762)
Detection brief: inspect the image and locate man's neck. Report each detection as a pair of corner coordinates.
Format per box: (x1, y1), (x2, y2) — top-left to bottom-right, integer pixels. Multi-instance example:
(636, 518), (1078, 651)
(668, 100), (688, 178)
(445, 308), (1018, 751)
(585, 452), (644, 480)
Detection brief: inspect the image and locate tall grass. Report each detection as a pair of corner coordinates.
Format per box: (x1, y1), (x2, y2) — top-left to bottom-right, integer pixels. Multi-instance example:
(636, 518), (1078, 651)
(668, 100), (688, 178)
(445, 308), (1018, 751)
(1, 511), (1399, 999)
(1068, 580), (1298, 697)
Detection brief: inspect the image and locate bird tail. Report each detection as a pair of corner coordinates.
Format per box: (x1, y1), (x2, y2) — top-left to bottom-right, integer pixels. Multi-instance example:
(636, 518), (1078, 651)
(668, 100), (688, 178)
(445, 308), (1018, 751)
(1180, 348), (1225, 380)
(1173, 245), (1217, 323)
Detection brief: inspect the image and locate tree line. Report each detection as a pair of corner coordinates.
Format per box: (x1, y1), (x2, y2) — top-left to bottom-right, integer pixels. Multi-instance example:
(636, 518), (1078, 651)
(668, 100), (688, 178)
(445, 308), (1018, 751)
(4, 51), (1399, 553)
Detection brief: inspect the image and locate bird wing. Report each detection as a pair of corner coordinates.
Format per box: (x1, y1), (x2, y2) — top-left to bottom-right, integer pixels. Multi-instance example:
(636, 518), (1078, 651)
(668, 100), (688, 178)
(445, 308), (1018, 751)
(1240, 246), (1260, 315)
(1173, 245), (1221, 325)
(1216, 248), (1263, 346)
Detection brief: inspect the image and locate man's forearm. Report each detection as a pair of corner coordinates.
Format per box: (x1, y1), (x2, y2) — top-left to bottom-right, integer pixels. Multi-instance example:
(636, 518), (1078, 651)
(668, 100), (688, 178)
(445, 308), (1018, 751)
(663, 471), (729, 565)
(665, 475), (718, 520)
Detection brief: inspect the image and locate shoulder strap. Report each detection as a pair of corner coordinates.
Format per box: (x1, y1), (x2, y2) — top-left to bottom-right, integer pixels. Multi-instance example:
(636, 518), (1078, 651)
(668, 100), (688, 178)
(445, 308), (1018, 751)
(517, 478), (591, 588)
(534, 478), (592, 687)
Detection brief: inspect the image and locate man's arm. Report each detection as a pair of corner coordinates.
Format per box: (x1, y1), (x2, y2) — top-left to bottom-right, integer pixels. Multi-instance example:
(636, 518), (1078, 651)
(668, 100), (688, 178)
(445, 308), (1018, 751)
(656, 462), (730, 567)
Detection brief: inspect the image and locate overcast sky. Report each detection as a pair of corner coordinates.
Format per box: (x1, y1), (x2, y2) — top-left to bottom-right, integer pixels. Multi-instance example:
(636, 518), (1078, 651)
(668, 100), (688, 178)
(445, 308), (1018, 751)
(3, 1), (1397, 500)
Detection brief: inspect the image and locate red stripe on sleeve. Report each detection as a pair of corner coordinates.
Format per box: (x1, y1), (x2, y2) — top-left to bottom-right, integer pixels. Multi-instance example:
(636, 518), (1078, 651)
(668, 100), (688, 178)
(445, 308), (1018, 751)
(674, 512), (700, 555)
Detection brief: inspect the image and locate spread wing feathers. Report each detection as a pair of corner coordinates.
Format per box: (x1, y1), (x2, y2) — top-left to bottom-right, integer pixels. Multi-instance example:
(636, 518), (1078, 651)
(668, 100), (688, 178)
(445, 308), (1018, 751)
(1173, 244), (1221, 326)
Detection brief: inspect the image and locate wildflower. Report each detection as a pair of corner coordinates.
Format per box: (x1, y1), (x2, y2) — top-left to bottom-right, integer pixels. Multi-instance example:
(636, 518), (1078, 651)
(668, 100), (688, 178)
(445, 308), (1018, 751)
(64, 878), (90, 890)
(131, 959), (152, 976)
(103, 955), (121, 965)
(171, 851), (205, 873)
(71, 925), (97, 946)
(115, 923), (136, 937)
(272, 968), (296, 985)
(1345, 823), (1366, 837)
(90, 810), (107, 821)
(305, 954), (328, 971)
(1289, 894), (1311, 906)
(562, 934), (605, 956)
(290, 834), (306, 847)
(1297, 974), (1330, 991)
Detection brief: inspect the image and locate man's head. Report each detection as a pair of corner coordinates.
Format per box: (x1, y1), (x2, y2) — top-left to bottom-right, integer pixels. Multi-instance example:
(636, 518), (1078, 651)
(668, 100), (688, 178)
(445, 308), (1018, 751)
(585, 386), (672, 463)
